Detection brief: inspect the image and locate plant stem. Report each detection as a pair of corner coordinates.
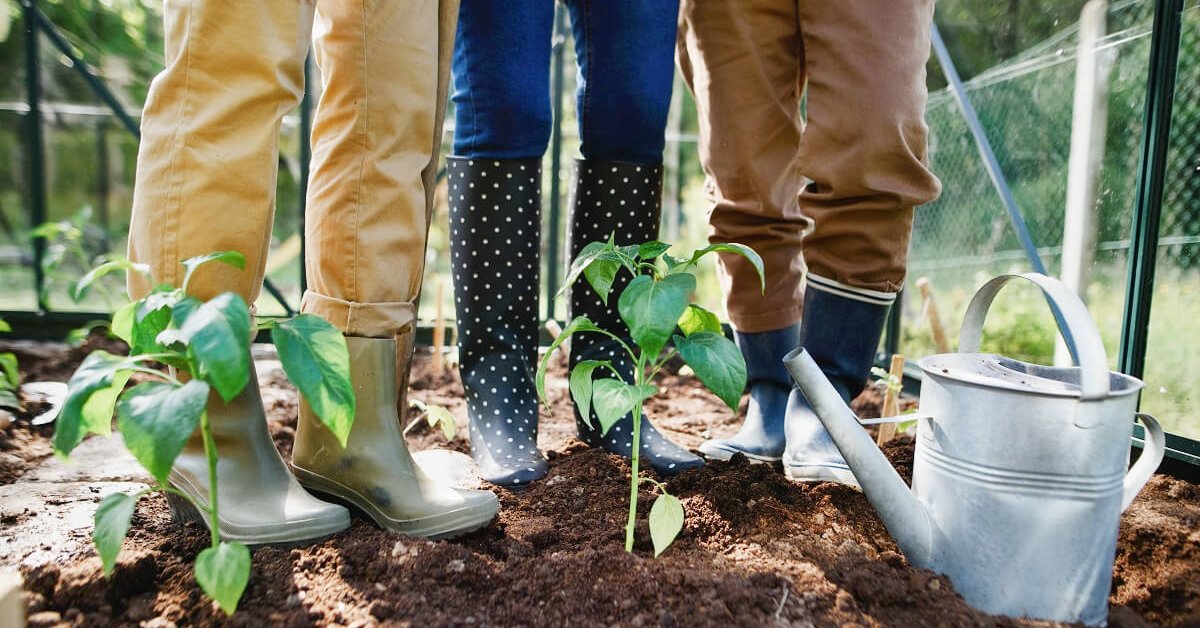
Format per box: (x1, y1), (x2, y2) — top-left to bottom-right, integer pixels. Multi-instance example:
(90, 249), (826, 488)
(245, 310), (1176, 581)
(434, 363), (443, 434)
(198, 410), (221, 547)
(625, 354), (646, 553)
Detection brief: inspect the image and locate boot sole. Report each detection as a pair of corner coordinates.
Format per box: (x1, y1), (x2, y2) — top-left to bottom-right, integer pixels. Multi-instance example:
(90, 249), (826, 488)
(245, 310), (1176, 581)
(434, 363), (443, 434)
(292, 466), (498, 540)
(783, 463), (862, 489)
(698, 442), (783, 464)
(166, 473), (350, 545)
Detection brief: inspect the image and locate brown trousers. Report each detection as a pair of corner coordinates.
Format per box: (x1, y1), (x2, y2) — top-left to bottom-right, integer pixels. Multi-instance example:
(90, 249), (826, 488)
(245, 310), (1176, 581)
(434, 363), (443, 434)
(678, 0), (942, 332)
(128, 0), (458, 338)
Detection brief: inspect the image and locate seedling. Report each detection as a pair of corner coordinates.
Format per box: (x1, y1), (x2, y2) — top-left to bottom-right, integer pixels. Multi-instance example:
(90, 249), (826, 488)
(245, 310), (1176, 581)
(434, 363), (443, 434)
(537, 238), (764, 556)
(54, 252), (355, 615)
(406, 397), (458, 441)
(0, 317), (19, 417)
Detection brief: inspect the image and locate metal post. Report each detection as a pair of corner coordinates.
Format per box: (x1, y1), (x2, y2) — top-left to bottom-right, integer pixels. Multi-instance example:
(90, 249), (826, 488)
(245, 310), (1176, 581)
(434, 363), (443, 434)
(22, 0), (48, 312)
(545, 5), (567, 321)
(30, 3), (140, 139)
(299, 53), (313, 294)
(1118, 0), (1184, 380)
(96, 120), (111, 253)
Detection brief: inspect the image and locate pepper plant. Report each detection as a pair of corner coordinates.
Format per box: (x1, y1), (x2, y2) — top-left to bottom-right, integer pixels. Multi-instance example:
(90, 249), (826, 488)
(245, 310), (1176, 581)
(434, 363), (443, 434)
(537, 238), (764, 556)
(54, 252), (355, 615)
(0, 317), (19, 415)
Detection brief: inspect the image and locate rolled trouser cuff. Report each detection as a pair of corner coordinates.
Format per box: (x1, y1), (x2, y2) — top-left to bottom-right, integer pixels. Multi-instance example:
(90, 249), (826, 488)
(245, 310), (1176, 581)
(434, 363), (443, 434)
(806, 273), (898, 306)
(301, 290), (415, 339)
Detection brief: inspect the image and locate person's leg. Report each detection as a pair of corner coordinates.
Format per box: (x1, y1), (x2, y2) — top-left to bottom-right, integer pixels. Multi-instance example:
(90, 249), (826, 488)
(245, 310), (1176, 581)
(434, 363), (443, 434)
(564, 0), (702, 475)
(127, 0), (349, 543)
(445, 0), (555, 488)
(677, 0), (806, 462)
(783, 0), (941, 485)
(292, 0), (498, 537)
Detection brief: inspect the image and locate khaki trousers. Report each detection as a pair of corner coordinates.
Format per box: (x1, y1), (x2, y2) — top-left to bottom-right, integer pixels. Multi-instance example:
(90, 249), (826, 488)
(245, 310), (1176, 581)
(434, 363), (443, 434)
(128, 0), (459, 338)
(678, 0), (942, 332)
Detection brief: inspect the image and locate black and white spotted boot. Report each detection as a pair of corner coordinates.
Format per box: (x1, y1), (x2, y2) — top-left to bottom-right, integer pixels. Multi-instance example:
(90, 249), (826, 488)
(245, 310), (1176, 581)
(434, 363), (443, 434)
(567, 159), (704, 476)
(447, 157), (548, 488)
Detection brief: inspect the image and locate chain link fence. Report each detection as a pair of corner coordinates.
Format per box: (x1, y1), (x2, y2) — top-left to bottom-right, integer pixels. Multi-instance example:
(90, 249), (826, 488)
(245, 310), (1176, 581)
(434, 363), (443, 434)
(907, 0), (1200, 437)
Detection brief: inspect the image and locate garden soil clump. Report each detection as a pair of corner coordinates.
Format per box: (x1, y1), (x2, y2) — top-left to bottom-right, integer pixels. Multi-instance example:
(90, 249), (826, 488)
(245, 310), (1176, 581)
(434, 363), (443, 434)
(5, 342), (1200, 626)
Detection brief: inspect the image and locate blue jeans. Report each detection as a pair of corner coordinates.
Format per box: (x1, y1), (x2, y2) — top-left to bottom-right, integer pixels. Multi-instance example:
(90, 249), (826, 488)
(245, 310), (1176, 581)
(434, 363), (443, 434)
(451, 0), (679, 164)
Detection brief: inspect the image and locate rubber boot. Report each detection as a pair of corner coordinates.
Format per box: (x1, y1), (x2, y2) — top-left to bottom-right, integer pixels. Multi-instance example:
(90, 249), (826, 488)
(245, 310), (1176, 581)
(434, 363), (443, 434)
(292, 333), (499, 538)
(783, 278), (893, 487)
(568, 160), (703, 476)
(167, 360), (351, 545)
(446, 157), (548, 488)
(698, 324), (799, 463)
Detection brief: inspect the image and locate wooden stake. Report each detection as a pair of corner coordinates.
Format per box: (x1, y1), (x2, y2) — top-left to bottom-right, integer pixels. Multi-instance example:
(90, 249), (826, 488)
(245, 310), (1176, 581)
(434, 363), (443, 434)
(916, 277), (951, 354)
(432, 281), (445, 373)
(876, 354), (906, 446)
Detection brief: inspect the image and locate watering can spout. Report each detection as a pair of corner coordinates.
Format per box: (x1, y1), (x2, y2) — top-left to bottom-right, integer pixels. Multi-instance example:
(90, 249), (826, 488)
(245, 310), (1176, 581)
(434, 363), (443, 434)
(783, 348), (934, 567)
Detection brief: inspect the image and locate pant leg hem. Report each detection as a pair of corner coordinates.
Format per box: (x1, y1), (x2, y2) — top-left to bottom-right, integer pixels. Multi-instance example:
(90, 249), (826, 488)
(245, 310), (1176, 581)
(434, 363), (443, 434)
(727, 303), (803, 334)
(301, 290), (415, 338)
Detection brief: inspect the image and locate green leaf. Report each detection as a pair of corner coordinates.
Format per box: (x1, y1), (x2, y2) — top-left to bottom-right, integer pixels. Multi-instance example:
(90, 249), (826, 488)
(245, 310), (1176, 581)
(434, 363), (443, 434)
(180, 251), (246, 293)
(0, 317), (10, 333)
(56, 351), (130, 456)
(662, 253), (684, 271)
(66, 320), (112, 347)
(110, 301), (136, 345)
(557, 241), (621, 299)
(536, 316), (604, 402)
(677, 305), (722, 337)
(130, 293), (177, 355)
(617, 274), (695, 359)
(637, 241), (671, 260)
(688, 243), (765, 293)
(79, 369), (133, 437)
(569, 360), (610, 430)
(673, 332), (747, 412)
(583, 258), (620, 305)
(116, 380), (209, 484)
(649, 492), (685, 557)
(272, 314), (355, 447)
(171, 295), (203, 327)
(93, 492), (138, 577)
(425, 405), (457, 441)
(74, 258), (152, 302)
(195, 542), (251, 616)
(0, 352), (18, 389)
(177, 293), (251, 403)
(591, 379), (656, 435)
(0, 389), (19, 410)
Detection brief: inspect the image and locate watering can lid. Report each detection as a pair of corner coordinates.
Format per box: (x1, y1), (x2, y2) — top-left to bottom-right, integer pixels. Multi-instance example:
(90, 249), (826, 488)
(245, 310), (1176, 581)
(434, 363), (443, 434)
(917, 353), (1140, 399)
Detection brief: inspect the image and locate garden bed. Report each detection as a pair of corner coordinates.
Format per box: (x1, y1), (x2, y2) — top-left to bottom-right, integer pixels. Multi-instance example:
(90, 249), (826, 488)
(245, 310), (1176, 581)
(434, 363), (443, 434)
(1, 338), (1197, 626)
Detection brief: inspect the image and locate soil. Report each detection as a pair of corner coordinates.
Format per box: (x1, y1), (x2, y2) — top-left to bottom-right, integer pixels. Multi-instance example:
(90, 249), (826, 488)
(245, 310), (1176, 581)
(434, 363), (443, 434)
(4, 341), (1199, 627)
(0, 333), (128, 486)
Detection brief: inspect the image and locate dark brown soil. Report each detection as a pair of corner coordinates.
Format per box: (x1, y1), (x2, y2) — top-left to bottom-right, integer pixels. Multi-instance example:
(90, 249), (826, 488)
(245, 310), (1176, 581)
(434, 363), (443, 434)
(8, 343), (1200, 627)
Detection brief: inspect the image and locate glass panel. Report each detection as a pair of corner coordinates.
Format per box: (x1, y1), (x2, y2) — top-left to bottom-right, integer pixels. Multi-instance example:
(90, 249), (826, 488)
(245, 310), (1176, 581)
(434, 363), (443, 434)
(1140, 0), (1200, 439)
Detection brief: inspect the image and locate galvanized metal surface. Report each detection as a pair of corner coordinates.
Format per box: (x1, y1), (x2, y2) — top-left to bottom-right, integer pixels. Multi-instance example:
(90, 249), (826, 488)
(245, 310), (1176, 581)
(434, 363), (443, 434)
(786, 273), (1167, 625)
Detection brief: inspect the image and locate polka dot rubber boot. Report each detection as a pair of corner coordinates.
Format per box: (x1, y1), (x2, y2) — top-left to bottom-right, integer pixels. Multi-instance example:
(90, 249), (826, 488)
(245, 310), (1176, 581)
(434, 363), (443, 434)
(447, 157), (548, 488)
(567, 159), (704, 476)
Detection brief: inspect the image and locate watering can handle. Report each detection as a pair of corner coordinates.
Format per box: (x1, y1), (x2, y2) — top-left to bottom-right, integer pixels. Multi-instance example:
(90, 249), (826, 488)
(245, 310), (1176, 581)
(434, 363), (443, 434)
(1122, 413), (1165, 511)
(959, 273), (1110, 402)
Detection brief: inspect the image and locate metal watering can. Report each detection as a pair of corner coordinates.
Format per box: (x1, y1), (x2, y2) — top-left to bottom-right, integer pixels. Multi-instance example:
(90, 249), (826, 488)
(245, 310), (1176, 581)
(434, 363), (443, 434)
(783, 273), (1166, 625)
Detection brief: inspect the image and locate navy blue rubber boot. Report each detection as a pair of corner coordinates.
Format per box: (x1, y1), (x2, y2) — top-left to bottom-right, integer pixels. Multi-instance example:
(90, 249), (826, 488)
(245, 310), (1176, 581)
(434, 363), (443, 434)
(567, 160), (704, 476)
(447, 157), (548, 488)
(783, 276), (893, 487)
(698, 324), (800, 463)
